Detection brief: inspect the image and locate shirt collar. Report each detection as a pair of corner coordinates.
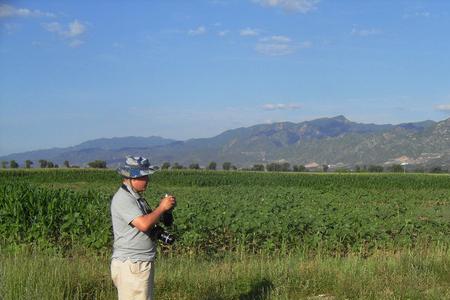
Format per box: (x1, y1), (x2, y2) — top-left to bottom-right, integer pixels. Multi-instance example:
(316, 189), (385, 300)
(123, 183), (142, 199)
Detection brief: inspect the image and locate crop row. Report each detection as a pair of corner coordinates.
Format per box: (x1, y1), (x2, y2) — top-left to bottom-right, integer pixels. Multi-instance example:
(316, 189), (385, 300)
(1, 169), (450, 190)
(1, 170), (449, 254)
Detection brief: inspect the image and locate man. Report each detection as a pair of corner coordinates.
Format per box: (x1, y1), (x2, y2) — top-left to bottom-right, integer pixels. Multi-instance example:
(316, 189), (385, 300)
(111, 156), (176, 300)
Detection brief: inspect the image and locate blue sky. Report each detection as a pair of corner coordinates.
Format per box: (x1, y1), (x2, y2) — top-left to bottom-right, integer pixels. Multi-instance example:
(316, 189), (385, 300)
(1, 0), (450, 155)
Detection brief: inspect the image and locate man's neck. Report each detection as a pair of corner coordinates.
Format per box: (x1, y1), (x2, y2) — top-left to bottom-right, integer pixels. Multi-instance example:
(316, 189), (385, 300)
(123, 181), (141, 197)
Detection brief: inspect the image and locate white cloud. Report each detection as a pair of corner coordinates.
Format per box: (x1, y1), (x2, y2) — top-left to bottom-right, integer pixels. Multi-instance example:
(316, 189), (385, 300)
(297, 41), (312, 49)
(253, 0), (320, 13)
(256, 35), (310, 56)
(43, 20), (86, 38)
(0, 4), (54, 18)
(218, 30), (229, 36)
(435, 104), (450, 112)
(260, 35), (291, 43)
(67, 20), (86, 37)
(256, 43), (295, 56)
(298, 41), (312, 48)
(415, 11), (431, 18)
(209, 0), (228, 5)
(2, 23), (18, 34)
(31, 41), (44, 47)
(43, 21), (63, 34)
(188, 26), (206, 36)
(240, 28), (259, 36)
(351, 27), (382, 37)
(43, 20), (87, 47)
(69, 39), (84, 48)
(403, 11), (431, 19)
(262, 103), (302, 110)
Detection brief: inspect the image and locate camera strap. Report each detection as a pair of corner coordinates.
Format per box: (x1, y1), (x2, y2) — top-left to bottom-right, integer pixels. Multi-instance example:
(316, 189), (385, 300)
(121, 184), (151, 215)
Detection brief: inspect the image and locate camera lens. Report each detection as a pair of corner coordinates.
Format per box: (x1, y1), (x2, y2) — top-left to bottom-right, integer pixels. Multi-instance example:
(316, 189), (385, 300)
(150, 225), (175, 245)
(159, 231), (175, 245)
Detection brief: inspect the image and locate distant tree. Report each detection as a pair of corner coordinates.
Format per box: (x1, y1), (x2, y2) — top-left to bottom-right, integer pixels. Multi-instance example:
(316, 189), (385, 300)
(222, 162), (232, 171)
(88, 160), (107, 168)
(412, 167), (424, 173)
(354, 165), (369, 172)
(54, 164), (59, 168)
(63, 160), (70, 168)
(189, 163), (200, 170)
(322, 164), (329, 172)
(335, 167), (350, 173)
(207, 161), (217, 170)
(25, 160), (33, 168)
(10, 160), (19, 168)
(2, 161), (8, 168)
(430, 166), (443, 173)
(47, 161), (55, 168)
(172, 162), (184, 169)
(231, 165), (237, 170)
(38, 159), (48, 168)
(266, 163), (274, 172)
(251, 164), (265, 171)
(267, 162), (290, 172)
(293, 165), (306, 172)
(389, 164), (404, 173)
(368, 165), (383, 173)
(161, 162), (171, 170)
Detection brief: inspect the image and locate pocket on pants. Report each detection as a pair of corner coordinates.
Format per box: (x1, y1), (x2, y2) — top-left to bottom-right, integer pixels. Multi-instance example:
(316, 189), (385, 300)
(129, 261), (152, 274)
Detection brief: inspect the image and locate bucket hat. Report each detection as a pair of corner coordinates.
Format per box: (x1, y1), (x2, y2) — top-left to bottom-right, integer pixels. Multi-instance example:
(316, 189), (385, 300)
(117, 156), (157, 178)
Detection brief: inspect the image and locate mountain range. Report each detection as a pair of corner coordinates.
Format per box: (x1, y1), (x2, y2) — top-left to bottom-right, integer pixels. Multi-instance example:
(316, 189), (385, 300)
(1, 116), (449, 168)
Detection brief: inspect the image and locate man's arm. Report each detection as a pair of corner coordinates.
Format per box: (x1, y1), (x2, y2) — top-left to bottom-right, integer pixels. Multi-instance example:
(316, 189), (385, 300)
(131, 195), (176, 232)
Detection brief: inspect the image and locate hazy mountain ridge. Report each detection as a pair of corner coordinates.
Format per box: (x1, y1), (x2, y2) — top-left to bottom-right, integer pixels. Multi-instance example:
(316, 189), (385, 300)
(0, 136), (177, 166)
(2, 116), (448, 168)
(72, 136), (176, 151)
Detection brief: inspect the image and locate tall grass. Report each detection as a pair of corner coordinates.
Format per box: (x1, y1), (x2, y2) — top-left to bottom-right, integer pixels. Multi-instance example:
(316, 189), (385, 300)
(1, 246), (450, 299)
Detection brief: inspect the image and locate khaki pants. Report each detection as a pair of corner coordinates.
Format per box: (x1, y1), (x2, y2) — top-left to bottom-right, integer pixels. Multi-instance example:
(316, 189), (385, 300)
(111, 259), (155, 300)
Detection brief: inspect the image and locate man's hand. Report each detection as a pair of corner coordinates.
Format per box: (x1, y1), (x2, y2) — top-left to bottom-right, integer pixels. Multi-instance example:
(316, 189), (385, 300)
(159, 194), (176, 211)
(131, 194), (176, 232)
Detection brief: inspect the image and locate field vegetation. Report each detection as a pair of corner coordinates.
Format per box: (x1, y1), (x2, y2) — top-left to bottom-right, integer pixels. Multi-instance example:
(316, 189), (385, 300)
(1, 169), (449, 299)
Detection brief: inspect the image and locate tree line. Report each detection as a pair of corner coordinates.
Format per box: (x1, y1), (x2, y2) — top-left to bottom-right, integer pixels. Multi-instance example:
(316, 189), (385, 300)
(1, 159), (448, 174)
(1, 160), (107, 169)
(158, 161), (449, 173)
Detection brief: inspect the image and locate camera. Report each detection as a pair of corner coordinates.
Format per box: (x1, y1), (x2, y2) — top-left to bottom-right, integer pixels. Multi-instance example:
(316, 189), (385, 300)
(150, 224), (175, 245)
(149, 210), (175, 245)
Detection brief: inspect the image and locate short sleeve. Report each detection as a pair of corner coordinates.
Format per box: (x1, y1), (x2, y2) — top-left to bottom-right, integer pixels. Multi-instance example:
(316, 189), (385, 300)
(111, 190), (144, 225)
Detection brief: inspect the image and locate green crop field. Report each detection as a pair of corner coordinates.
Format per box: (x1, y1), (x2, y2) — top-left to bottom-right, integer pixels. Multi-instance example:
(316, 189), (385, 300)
(1, 169), (450, 299)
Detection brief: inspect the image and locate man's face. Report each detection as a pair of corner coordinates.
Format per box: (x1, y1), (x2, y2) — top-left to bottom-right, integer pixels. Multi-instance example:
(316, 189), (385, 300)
(131, 176), (149, 192)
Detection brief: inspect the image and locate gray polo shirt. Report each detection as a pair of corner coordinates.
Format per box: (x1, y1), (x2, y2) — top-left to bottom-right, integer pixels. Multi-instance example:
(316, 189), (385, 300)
(110, 184), (157, 262)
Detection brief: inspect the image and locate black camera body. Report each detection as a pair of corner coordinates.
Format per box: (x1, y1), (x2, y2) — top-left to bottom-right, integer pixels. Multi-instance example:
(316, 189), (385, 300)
(149, 210), (175, 245)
